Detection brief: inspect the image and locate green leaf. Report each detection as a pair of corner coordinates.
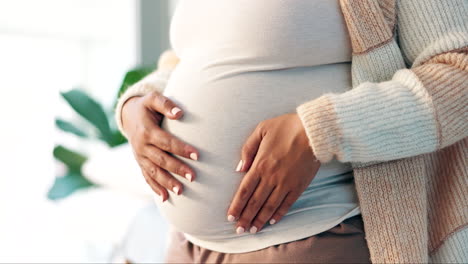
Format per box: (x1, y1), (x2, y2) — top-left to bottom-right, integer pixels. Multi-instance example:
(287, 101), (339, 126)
(113, 67), (153, 110)
(61, 89), (113, 144)
(53, 145), (87, 171)
(55, 118), (88, 138)
(109, 130), (128, 147)
(47, 171), (95, 200)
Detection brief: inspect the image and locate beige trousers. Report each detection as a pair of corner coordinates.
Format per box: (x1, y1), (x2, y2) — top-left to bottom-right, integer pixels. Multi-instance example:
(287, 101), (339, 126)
(164, 214), (371, 264)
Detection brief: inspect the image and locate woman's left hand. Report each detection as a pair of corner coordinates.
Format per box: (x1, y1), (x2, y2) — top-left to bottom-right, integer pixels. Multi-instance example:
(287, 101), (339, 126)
(227, 113), (321, 234)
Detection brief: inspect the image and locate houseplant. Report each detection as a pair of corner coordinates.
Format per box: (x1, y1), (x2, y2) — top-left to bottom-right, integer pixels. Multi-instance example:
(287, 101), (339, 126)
(49, 67), (153, 200)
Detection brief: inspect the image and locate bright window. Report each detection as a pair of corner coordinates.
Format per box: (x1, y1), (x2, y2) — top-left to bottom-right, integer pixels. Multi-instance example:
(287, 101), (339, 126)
(0, 0), (170, 261)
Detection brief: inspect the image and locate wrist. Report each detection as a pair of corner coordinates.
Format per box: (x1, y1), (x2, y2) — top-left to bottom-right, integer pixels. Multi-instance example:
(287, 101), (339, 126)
(292, 113), (321, 164)
(114, 67), (173, 139)
(121, 96), (142, 133)
(296, 95), (341, 164)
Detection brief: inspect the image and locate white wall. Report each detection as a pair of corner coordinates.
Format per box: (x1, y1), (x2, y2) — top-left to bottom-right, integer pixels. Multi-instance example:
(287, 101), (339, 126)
(0, 0), (146, 262)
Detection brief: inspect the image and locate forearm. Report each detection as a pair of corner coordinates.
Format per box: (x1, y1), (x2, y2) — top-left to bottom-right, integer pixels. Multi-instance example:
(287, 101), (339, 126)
(296, 0), (468, 164)
(296, 59), (467, 164)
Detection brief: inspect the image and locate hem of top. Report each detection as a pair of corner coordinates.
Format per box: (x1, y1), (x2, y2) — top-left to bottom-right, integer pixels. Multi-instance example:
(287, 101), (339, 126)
(183, 206), (362, 254)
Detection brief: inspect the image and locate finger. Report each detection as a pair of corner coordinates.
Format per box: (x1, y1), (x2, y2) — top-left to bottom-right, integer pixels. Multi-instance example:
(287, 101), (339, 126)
(144, 144), (196, 182)
(226, 172), (261, 224)
(144, 91), (184, 120)
(269, 192), (301, 225)
(141, 168), (168, 202)
(148, 126), (199, 162)
(139, 157), (184, 195)
(250, 189), (288, 233)
(235, 182), (275, 234)
(236, 122), (265, 173)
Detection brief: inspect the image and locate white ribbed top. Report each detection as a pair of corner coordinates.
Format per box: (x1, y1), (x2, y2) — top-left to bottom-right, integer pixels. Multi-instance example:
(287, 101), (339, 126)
(150, 0), (361, 253)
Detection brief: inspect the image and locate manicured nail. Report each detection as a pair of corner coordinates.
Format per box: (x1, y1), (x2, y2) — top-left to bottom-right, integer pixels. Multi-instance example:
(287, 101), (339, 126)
(236, 226), (245, 234)
(185, 173), (193, 182)
(250, 226), (258, 234)
(235, 160), (243, 172)
(173, 186), (180, 195)
(269, 219), (276, 225)
(227, 215), (235, 222)
(190, 152), (198, 161)
(171, 107), (182, 116)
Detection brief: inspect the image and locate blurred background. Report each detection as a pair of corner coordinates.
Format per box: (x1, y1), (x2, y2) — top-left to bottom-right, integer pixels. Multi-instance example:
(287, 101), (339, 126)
(0, 0), (178, 262)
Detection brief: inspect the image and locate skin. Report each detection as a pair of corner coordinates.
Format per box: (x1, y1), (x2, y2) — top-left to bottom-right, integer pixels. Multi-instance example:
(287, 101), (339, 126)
(121, 92), (200, 202)
(123, 49), (321, 233)
(226, 113), (321, 234)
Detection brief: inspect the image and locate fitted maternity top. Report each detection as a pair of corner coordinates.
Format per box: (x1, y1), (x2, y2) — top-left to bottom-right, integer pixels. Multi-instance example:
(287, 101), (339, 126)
(156, 0), (361, 253)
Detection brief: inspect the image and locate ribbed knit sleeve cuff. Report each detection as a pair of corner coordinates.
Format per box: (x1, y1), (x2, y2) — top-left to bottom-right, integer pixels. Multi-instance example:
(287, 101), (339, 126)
(296, 68), (444, 165)
(115, 69), (172, 139)
(296, 95), (343, 164)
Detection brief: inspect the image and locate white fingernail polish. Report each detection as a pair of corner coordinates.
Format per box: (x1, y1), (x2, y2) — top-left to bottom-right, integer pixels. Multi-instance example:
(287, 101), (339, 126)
(185, 173), (193, 182)
(250, 226), (258, 234)
(171, 107), (181, 116)
(235, 160), (243, 172)
(190, 152), (198, 161)
(236, 226), (245, 234)
(269, 219), (276, 225)
(227, 215), (235, 222)
(173, 186), (180, 195)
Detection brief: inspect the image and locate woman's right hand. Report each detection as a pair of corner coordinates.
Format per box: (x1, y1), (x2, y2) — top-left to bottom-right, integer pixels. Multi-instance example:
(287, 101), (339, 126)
(121, 91), (199, 202)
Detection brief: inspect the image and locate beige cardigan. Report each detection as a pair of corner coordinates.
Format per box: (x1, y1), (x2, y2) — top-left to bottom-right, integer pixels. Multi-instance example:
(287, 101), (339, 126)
(115, 0), (467, 262)
(296, 0), (467, 262)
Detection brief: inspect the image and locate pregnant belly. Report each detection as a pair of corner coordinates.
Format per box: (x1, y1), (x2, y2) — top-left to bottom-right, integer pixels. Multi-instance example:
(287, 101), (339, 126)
(156, 60), (352, 239)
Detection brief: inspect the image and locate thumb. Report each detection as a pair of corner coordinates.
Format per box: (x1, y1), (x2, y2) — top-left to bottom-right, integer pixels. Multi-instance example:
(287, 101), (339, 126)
(236, 123), (265, 172)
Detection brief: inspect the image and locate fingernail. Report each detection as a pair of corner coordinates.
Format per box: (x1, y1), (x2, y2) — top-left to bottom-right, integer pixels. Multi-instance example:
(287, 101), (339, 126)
(236, 226), (245, 235)
(235, 160), (243, 172)
(227, 215), (235, 222)
(269, 219), (276, 225)
(171, 107), (182, 116)
(190, 152), (198, 161)
(185, 173), (193, 182)
(173, 186), (180, 195)
(250, 226), (257, 234)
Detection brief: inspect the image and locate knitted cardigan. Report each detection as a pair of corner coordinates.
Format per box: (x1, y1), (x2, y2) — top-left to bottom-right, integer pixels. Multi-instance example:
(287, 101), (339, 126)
(115, 0), (467, 262)
(296, 0), (467, 262)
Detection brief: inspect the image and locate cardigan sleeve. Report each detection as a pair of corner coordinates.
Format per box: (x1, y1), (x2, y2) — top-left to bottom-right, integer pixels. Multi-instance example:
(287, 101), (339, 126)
(114, 50), (180, 139)
(296, 0), (468, 164)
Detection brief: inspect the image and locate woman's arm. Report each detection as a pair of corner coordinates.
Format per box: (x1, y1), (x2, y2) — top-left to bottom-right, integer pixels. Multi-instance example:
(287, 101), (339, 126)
(115, 49), (180, 138)
(296, 0), (467, 164)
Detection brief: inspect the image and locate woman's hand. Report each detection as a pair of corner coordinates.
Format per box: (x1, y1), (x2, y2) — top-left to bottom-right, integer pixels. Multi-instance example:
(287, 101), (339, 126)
(227, 113), (321, 234)
(121, 91), (199, 202)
